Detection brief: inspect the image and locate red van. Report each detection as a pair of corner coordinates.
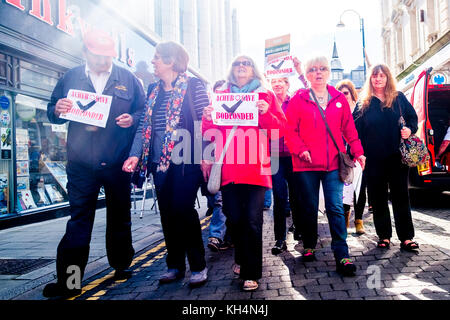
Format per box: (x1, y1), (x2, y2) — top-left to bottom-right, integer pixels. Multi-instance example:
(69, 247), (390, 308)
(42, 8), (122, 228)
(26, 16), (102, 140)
(408, 67), (450, 191)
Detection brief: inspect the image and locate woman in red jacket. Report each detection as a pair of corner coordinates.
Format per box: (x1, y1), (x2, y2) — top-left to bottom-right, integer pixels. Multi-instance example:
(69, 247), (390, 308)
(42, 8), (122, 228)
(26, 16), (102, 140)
(285, 56), (365, 276)
(202, 55), (286, 291)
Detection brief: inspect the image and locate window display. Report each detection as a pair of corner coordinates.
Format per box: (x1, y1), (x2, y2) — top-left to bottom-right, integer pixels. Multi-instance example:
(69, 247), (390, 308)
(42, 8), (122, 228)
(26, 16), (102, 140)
(15, 94), (69, 212)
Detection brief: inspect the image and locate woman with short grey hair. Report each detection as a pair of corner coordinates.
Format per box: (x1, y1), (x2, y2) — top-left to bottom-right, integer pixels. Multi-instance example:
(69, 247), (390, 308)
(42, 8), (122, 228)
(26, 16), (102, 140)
(285, 55), (365, 276)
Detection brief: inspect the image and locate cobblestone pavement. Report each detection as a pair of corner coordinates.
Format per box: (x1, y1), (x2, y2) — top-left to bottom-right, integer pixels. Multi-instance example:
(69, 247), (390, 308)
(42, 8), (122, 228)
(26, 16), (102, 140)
(23, 191), (447, 301)
(7, 190), (450, 302)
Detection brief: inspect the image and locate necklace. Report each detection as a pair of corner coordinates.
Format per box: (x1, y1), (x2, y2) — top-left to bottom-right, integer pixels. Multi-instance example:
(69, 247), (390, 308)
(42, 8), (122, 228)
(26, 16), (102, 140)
(317, 95), (326, 103)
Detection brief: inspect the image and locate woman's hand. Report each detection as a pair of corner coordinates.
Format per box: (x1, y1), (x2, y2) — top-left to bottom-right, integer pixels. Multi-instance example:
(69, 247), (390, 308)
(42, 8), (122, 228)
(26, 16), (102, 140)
(401, 127), (412, 139)
(203, 106), (213, 121)
(293, 57), (303, 76)
(201, 159), (213, 182)
(356, 155), (366, 171)
(257, 99), (269, 115)
(122, 156), (139, 173)
(299, 151), (312, 163)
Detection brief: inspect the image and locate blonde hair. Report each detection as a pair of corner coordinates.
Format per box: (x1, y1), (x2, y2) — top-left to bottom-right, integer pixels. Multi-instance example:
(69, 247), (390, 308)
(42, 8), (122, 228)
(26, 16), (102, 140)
(336, 79), (358, 103)
(305, 56), (330, 73)
(360, 64), (398, 111)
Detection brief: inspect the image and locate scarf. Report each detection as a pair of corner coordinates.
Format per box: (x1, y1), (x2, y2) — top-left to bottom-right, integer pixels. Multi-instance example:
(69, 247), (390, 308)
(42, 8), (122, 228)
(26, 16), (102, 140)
(135, 73), (189, 179)
(230, 79), (261, 93)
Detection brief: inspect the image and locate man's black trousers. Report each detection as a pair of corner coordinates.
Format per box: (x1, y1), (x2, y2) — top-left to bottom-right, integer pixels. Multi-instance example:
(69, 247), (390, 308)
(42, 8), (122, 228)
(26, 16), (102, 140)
(56, 162), (135, 286)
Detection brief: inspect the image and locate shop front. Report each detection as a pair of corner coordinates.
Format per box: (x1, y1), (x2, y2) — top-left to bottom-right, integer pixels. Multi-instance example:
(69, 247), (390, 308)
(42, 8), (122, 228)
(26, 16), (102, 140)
(0, 0), (205, 227)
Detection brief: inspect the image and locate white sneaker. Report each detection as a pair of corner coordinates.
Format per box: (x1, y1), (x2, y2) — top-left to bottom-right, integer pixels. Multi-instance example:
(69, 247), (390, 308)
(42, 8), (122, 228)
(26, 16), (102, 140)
(189, 267), (208, 287)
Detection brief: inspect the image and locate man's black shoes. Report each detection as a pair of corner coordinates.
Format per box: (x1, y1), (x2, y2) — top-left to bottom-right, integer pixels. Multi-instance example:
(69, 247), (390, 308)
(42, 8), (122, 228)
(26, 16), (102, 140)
(113, 269), (133, 280)
(42, 283), (81, 299)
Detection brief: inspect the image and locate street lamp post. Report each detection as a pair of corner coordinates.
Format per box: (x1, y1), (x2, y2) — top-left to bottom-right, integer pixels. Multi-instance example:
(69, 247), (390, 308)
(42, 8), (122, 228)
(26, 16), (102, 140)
(337, 9), (366, 80)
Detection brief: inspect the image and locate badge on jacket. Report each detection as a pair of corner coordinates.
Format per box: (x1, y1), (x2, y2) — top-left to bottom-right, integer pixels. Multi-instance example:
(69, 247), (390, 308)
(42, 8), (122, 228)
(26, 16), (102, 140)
(336, 102), (342, 108)
(115, 85), (128, 91)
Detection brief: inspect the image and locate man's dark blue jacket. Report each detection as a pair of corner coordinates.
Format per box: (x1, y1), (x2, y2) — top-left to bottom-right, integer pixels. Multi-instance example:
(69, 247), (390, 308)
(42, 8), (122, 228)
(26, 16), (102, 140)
(47, 64), (146, 169)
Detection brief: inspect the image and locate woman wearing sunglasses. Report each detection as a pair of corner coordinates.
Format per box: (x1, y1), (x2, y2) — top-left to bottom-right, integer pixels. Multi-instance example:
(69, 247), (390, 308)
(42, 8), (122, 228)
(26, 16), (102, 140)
(202, 55), (286, 291)
(285, 56), (365, 276)
(336, 79), (369, 235)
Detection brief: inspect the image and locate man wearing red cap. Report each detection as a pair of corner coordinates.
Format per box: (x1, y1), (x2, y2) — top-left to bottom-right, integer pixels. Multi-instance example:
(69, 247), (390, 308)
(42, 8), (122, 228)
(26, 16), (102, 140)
(44, 28), (145, 298)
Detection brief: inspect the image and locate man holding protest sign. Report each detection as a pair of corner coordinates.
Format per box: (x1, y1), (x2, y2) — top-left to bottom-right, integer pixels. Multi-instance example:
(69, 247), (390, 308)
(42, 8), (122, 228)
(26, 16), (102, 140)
(43, 28), (145, 298)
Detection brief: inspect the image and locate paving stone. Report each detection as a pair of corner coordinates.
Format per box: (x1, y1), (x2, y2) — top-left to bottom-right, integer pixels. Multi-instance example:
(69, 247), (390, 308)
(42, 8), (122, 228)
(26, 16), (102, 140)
(304, 284), (333, 293)
(320, 291), (350, 300)
(348, 288), (377, 298)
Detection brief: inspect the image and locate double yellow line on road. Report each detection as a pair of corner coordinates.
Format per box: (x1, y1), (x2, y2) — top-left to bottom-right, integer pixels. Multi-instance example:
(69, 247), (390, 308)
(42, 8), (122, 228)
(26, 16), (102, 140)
(68, 215), (211, 300)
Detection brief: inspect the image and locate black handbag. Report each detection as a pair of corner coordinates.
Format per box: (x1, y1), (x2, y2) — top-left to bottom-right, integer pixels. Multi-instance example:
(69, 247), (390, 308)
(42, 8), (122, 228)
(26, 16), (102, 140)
(310, 90), (355, 184)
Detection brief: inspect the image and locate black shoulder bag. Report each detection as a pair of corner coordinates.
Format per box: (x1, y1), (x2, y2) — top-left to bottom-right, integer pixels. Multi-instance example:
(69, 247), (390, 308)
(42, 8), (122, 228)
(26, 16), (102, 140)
(310, 90), (355, 184)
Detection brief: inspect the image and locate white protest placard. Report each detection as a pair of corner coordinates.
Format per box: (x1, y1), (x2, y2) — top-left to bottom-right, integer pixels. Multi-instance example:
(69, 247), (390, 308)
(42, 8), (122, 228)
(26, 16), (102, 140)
(212, 93), (258, 126)
(60, 89), (112, 128)
(265, 55), (296, 79)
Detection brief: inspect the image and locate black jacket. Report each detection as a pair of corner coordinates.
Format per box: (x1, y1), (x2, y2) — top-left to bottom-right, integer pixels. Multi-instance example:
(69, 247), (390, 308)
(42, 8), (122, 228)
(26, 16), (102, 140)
(47, 64), (145, 169)
(354, 91), (418, 162)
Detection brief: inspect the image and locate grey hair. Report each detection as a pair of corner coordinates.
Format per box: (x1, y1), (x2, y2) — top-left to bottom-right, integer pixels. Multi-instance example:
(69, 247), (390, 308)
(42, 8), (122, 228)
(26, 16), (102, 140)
(226, 55), (265, 86)
(304, 56), (330, 73)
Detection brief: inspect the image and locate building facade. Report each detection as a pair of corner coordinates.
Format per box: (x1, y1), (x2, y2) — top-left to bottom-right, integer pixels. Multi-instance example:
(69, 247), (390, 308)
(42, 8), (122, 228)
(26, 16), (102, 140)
(0, 0), (209, 226)
(107, 0), (241, 82)
(380, 0), (450, 95)
(330, 41), (366, 89)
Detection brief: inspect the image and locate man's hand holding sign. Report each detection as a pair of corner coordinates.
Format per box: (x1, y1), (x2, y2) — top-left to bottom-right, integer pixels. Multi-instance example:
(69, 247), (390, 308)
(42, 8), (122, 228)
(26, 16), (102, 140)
(58, 89), (115, 128)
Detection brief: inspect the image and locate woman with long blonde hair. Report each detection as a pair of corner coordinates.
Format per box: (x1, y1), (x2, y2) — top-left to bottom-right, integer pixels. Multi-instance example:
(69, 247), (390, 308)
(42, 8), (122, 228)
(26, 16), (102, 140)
(354, 64), (420, 252)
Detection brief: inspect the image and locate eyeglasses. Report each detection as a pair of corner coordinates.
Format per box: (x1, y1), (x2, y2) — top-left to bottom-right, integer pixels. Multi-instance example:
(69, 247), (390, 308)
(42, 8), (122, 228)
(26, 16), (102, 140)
(232, 60), (252, 67)
(307, 66), (329, 73)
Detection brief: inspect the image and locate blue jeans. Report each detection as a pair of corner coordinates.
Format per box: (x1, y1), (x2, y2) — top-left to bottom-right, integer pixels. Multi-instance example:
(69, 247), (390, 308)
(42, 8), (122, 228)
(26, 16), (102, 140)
(293, 170), (349, 262)
(264, 189), (272, 208)
(207, 191), (227, 240)
(272, 156), (298, 241)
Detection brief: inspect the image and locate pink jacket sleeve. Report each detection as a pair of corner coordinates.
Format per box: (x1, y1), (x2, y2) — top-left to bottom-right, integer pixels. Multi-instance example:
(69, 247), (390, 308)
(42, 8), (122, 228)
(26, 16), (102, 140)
(258, 91), (287, 140)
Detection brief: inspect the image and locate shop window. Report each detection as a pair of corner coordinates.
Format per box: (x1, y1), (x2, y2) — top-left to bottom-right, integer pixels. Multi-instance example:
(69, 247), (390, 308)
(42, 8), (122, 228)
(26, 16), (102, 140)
(0, 53), (6, 85)
(15, 94), (69, 212)
(19, 60), (60, 97)
(0, 90), (13, 216)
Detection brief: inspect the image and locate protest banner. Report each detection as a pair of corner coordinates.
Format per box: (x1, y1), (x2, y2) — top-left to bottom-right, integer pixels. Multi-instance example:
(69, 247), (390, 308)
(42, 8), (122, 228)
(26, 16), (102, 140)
(265, 54), (296, 79)
(265, 34), (291, 76)
(60, 89), (112, 128)
(211, 93), (258, 126)
(265, 34), (290, 62)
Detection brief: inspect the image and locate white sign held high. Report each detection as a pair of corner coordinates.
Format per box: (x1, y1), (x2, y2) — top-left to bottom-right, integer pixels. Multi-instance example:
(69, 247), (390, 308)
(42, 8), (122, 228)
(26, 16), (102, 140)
(212, 93), (258, 126)
(60, 89), (112, 128)
(265, 55), (295, 79)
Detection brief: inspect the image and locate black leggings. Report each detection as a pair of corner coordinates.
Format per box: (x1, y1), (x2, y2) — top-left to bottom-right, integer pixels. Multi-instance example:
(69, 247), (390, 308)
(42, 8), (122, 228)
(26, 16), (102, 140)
(221, 184), (266, 280)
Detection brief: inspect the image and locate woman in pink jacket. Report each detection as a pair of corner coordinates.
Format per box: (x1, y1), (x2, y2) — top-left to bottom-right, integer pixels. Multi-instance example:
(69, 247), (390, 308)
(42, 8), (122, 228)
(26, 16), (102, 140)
(202, 55), (286, 291)
(285, 56), (365, 276)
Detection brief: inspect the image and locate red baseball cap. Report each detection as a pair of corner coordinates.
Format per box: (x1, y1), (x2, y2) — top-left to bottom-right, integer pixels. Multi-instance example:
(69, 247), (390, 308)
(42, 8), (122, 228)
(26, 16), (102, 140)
(83, 28), (117, 58)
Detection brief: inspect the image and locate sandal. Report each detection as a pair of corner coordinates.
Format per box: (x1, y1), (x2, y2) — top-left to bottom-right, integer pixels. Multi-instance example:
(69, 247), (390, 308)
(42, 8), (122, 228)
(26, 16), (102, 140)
(377, 239), (390, 249)
(242, 280), (258, 291)
(401, 240), (419, 252)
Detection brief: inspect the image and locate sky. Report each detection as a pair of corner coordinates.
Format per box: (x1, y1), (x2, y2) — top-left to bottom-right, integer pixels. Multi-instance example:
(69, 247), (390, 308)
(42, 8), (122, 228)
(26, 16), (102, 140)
(230, 0), (384, 78)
